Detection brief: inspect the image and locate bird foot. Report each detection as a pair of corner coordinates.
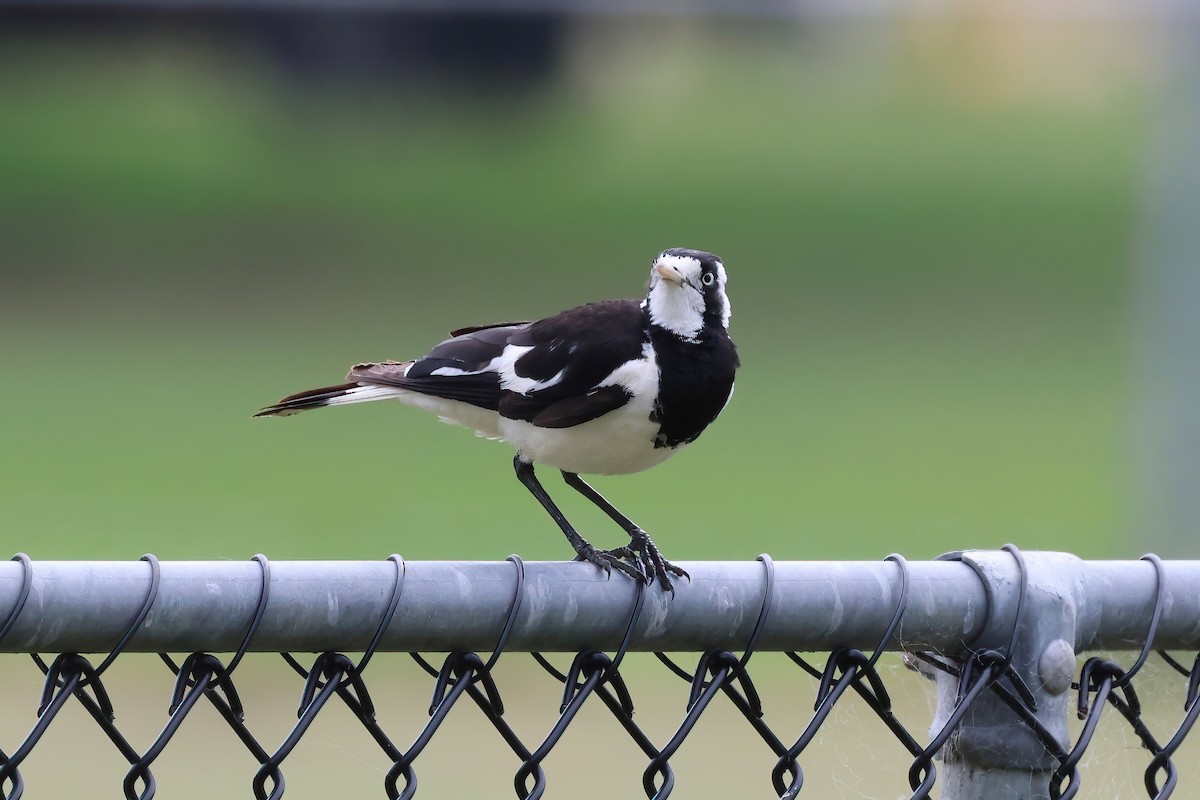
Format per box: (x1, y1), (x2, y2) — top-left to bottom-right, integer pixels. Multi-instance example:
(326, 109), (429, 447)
(604, 530), (688, 592)
(573, 543), (648, 584)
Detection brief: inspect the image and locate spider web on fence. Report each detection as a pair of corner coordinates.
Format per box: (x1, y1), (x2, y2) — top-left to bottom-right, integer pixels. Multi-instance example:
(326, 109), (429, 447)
(0, 551), (1197, 800)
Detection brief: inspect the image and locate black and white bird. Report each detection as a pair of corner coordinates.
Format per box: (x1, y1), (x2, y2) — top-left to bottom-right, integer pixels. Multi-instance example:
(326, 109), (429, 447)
(256, 248), (739, 589)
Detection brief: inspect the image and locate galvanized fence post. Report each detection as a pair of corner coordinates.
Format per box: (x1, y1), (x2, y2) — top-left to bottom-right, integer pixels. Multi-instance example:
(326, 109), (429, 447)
(930, 551), (1082, 800)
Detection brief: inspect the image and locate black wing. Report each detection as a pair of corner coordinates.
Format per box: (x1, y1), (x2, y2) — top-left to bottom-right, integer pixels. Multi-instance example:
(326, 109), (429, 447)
(497, 300), (647, 426)
(350, 301), (649, 427)
(448, 321), (532, 338)
(519, 386), (633, 428)
(349, 324), (529, 411)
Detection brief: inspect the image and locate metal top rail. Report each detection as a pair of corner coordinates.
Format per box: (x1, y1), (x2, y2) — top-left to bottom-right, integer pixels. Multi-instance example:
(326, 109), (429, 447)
(1, 554), (1196, 654)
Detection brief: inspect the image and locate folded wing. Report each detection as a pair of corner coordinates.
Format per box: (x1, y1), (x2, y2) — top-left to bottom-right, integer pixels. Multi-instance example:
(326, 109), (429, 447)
(349, 300), (649, 428)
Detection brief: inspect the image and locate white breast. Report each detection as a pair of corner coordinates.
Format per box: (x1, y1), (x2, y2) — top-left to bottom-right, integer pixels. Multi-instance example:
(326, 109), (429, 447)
(499, 400), (676, 475)
(500, 343), (677, 475)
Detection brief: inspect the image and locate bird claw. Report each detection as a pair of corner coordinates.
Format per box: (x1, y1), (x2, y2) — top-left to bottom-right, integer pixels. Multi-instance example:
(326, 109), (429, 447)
(571, 532), (686, 592)
(604, 530), (688, 592)
(574, 544), (648, 583)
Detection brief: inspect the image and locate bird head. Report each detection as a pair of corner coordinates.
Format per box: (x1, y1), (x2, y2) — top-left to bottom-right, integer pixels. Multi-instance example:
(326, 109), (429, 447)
(645, 248), (731, 342)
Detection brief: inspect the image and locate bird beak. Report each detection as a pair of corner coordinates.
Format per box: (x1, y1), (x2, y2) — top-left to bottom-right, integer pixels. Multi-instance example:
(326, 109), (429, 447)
(655, 262), (685, 284)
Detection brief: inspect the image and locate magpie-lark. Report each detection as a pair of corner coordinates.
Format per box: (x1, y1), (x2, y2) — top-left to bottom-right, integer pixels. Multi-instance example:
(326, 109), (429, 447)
(256, 248), (739, 589)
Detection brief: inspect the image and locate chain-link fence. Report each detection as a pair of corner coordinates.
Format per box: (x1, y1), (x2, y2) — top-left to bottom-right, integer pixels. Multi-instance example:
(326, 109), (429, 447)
(0, 549), (1197, 799)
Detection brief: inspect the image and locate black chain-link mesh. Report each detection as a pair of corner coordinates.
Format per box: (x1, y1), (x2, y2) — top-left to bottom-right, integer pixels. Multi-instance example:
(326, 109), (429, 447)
(0, 549), (1196, 799)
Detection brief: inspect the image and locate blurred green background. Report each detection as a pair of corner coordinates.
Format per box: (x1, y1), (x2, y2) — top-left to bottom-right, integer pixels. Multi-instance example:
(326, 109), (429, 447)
(0, 6), (1193, 798)
(1, 15), (1156, 563)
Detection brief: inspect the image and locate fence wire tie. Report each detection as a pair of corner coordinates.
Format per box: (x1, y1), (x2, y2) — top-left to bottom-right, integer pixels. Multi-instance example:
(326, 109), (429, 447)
(902, 551), (1108, 800)
(427, 553), (526, 718)
(954, 546), (1037, 711)
(348, 553), (407, 698)
(515, 557), (650, 799)
(0, 554), (33, 800)
(1070, 554), (1164, 719)
(283, 553), (405, 712)
(1113, 554), (1168, 691)
(253, 555), (407, 800)
(40, 553), (162, 698)
(774, 553), (912, 800)
(962, 544), (1038, 710)
(126, 553), (277, 800)
(633, 555), (780, 800)
(1, 555), (163, 800)
(0, 554), (32, 644)
(948, 546), (1085, 800)
(1045, 553), (1171, 800)
(153, 555), (278, 799)
(523, 562), (663, 798)
(159, 553), (272, 717)
(384, 555), (528, 800)
(711, 552), (777, 716)
(658, 553), (774, 715)
(902, 546), (1035, 800)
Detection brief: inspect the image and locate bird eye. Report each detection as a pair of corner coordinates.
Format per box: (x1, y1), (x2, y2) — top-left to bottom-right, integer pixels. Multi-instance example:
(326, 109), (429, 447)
(701, 272), (715, 286)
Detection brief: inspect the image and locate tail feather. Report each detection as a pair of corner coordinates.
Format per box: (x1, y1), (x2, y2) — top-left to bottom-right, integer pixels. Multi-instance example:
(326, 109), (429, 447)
(345, 360), (413, 385)
(255, 381), (403, 417)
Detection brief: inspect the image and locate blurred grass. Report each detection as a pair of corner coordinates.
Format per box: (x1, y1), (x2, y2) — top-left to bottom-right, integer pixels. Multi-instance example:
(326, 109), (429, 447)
(0, 31), (1142, 563)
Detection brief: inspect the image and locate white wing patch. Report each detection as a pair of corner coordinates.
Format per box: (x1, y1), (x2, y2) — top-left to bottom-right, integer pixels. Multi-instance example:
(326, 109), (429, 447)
(429, 344), (566, 394)
(598, 343), (659, 396)
(492, 345), (568, 394)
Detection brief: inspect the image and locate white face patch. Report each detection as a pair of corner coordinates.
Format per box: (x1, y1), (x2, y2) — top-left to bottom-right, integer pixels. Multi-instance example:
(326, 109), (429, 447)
(656, 253), (704, 281)
(647, 255), (706, 341)
(645, 253), (732, 339)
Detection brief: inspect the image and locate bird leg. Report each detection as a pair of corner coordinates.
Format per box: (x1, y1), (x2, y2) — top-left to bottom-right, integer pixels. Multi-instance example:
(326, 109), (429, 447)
(513, 457), (647, 583)
(560, 471), (689, 592)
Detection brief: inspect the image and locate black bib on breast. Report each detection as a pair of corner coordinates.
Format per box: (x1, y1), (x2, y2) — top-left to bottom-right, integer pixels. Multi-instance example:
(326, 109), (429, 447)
(648, 320), (739, 449)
